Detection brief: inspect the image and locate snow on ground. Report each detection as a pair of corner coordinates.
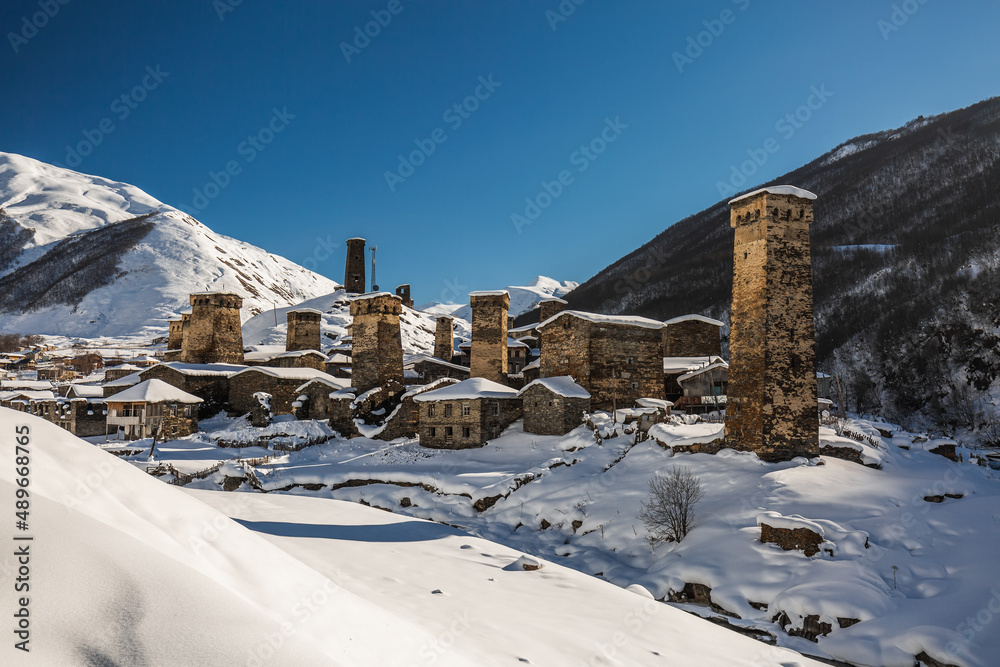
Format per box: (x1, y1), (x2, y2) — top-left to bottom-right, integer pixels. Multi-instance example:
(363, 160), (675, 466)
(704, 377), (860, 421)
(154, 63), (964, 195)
(0, 407), (822, 666)
(420, 276), (578, 321)
(119, 414), (1000, 667)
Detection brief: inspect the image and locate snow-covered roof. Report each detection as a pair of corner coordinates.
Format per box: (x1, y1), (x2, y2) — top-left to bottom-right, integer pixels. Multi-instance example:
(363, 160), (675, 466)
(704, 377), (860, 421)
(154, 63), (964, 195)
(288, 308), (323, 315)
(817, 372), (832, 379)
(636, 398), (674, 409)
(402, 377), (460, 399)
(108, 363), (141, 371)
(104, 371), (143, 387)
(729, 185), (817, 205)
(326, 353), (351, 364)
(468, 290), (510, 297)
(0, 380), (52, 390)
(522, 358), (541, 372)
(295, 375), (353, 393)
(413, 377), (519, 402)
(233, 367), (335, 381)
(156, 362), (247, 377)
(507, 338), (529, 349)
(508, 324), (537, 334)
(350, 292), (395, 302)
(677, 361), (729, 383)
(664, 314), (725, 328)
(346, 237), (366, 242)
(518, 376), (590, 399)
(663, 356), (724, 374)
(537, 310), (665, 331)
(539, 297), (568, 305)
(106, 379), (203, 404)
(1, 390), (55, 401)
(403, 354), (470, 373)
(67, 385), (104, 398)
(245, 349), (325, 362)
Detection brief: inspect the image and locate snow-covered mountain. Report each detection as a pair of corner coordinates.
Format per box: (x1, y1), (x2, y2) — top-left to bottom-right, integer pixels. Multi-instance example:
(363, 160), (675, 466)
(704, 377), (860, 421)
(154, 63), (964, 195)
(0, 152), (340, 339)
(420, 275), (578, 322)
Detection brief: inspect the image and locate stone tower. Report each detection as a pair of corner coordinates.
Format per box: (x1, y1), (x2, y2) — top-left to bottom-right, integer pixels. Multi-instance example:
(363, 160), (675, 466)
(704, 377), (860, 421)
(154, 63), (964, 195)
(344, 238), (366, 294)
(725, 186), (819, 462)
(349, 293), (404, 393)
(395, 284), (414, 309)
(286, 309), (322, 352)
(538, 297), (567, 324)
(469, 291), (509, 383)
(180, 293), (245, 365)
(434, 316), (454, 362)
(167, 319), (184, 350)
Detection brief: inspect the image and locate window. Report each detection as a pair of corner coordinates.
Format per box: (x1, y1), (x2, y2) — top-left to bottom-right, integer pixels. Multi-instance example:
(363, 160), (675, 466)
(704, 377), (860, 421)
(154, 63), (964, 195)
(445, 426), (453, 436)
(491, 402), (499, 417)
(462, 427), (470, 438)
(444, 404), (453, 417)
(169, 404), (177, 416)
(429, 427), (436, 437)
(461, 403), (470, 416)
(428, 404), (436, 418)
(630, 382), (639, 391)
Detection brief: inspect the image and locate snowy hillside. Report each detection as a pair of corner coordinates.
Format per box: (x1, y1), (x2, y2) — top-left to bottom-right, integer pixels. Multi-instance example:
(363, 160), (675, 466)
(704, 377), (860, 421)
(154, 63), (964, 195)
(241, 289), (472, 355)
(0, 152), (340, 339)
(0, 408), (823, 666)
(420, 276), (577, 321)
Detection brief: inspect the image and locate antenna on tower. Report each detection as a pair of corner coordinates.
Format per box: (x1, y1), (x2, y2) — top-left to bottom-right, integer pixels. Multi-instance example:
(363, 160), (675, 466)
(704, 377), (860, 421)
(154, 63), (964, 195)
(371, 245), (379, 292)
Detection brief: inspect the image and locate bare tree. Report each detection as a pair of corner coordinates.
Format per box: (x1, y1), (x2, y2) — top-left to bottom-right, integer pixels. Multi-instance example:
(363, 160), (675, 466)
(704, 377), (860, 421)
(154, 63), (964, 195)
(638, 466), (705, 544)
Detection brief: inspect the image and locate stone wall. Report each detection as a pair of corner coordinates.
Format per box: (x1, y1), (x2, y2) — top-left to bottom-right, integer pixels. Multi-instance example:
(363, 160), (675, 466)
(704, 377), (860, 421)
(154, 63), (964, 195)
(286, 310), (322, 352)
(261, 351), (326, 371)
(376, 380), (459, 441)
(521, 385), (589, 435)
(328, 394), (360, 438)
(167, 319), (184, 350)
(411, 358), (470, 384)
(344, 238), (366, 294)
(759, 522), (824, 557)
(725, 191), (819, 462)
(434, 316), (454, 361)
(540, 314), (664, 411)
(663, 320), (721, 357)
(228, 370), (320, 415)
(160, 410), (199, 439)
(538, 298), (567, 324)
(140, 365), (232, 417)
(470, 292), (509, 383)
(180, 293), (244, 364)
(418, 396), (522, 449)
(349, 293), (404, 394)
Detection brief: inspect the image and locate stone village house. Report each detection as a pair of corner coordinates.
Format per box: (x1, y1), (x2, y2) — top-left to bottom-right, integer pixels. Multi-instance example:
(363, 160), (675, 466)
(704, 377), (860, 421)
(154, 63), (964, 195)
(414, 377), (522, 448)
(105, 379), (203, 441)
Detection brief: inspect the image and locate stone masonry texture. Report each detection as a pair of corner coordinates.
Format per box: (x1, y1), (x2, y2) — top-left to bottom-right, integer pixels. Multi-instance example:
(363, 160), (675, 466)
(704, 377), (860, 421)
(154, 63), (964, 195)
(180, 293), (245, 365)
(470, 292), (510, 384)
(345, 238), (366, 294)
(349, 293), (404, 394)
(725, 191), (819, 462)
(286, 309), (322, 352)
(662, 320), (721, 358)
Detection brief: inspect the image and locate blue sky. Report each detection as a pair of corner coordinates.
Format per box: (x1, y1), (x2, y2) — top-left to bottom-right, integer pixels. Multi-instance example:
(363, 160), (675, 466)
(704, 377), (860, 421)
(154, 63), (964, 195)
(4, 0), (999, 305)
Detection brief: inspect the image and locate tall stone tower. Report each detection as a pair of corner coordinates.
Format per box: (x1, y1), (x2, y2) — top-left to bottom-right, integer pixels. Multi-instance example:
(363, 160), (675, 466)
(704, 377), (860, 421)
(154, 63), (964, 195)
(434, 316), (454, 362)
(344, 238), (366, 294)
(286, 309), (322, 352)
(180, 293), (245, 365)
(538, 297), (567, 324)
(395, 284), (414, 309)
(725, 186), (819, 462)
(470, 291), (509, 383)
(349, 293), (404, 393)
